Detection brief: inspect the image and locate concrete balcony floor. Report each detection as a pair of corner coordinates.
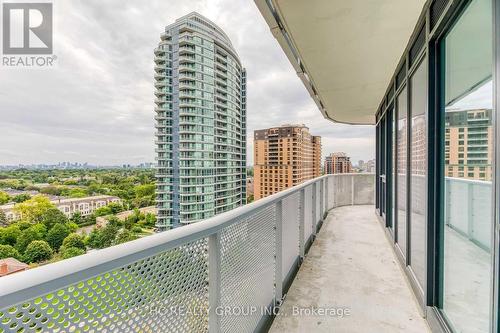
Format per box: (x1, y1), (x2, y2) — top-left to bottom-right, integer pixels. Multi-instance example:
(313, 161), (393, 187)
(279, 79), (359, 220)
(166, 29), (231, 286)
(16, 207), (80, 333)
(270, 205), (430, 333)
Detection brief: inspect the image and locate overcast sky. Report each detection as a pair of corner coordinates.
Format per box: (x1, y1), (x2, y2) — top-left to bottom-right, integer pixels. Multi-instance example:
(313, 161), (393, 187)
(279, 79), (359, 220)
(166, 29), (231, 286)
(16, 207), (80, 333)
(0, 0), (374, 166)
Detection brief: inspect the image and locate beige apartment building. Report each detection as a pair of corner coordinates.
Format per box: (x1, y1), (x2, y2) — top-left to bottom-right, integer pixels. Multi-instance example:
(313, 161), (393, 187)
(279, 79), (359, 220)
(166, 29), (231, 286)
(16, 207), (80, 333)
(445, 109), (493, 180)
(253, 124), (321, 200)
(324, 152), (352, 174)
(0, 195), (121, 223)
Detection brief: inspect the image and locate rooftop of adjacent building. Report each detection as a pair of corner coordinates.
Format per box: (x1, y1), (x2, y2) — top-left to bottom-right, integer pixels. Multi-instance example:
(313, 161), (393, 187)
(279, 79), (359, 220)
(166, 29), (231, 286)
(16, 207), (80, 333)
(168, 12), (231, 39)
(0, 195), (121, 211)
(0, 258), (29, 277)
(51, 195), (120, 204)
(254, 124), (322, 141)
(326, 152), (350, 158)
(159, 11), (239, 60)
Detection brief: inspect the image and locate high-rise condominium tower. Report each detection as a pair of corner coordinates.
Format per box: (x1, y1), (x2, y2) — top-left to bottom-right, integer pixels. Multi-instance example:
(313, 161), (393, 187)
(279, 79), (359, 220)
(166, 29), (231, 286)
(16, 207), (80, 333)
(324, 152), (353, 174)
(154, 12), (247, 229)
(444, 109), (493, 180)
(253, 124), (321, 200)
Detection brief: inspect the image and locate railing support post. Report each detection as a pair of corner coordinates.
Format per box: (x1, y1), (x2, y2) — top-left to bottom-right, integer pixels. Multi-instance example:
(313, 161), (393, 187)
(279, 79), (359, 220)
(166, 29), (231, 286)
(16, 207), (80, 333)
(312, 183), (317, 236)
(445, 179), (451, 226)
(325, 177), (329, 212)
(299, 188), (305, 259)
(275, 200), (283, 304)
(208, 232), (221, 333)
(320, 179), (324, 220)
(467, 182), (474, 240)
(351, 175), (355, 205)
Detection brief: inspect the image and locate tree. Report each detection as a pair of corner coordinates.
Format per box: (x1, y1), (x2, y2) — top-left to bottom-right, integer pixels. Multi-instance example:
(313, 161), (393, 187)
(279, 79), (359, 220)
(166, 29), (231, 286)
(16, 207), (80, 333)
(46, 223), (70, 251)
(138, 174), (150, 185)
(12, 194), (31, 203)
(62, 233), (85, 250)
(247, 167), (254, 177)
(70, 211), (82, 225)
(23, 240), (53, 263)
(85, 228), (104, 249)
(114, 229), (138, 245)
(79, 214), (96, 227)
(0, 244), (21, 260)
(143, 213), (156, 228)
(100, 222), (119, 247)
(104, 215), (119, 226)
(0, 225), (21, 246)
(134, 184), (155, 198)
(0, 191), (10, 205)
(110, 189), (130, 200)
(24, 185), (40, 192)
(123, 209), (141, 230)
(86, 222), (118, 250)
(66, 222), (78, 233)
(94, 206), (112, 217)
(247, 195), (254, 203)
(14, 195), (55, 223)
(132, 196), (154, 208)
(68, 188), (88, 198)
(39, 186), (62, 196)
(123, 216), (134, 230)
(0, 210), (8, 226)
(40, 207), (68, 229)
(30, 223), (47, 238)
(15, 226), (44, 254)
(60, 246), (85, 259)
(108, 202), (124, 214)
(16, 220), (31, 230)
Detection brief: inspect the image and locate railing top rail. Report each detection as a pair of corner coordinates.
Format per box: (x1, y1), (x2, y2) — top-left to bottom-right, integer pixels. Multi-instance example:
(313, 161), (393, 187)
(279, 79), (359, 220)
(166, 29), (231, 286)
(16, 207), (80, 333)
(0, 173), (374, 309)
(445, 176), (492, 185)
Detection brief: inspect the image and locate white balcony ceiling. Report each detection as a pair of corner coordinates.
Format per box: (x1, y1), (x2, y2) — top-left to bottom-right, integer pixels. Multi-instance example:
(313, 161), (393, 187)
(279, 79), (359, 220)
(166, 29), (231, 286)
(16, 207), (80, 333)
(255, 0), (428, 125)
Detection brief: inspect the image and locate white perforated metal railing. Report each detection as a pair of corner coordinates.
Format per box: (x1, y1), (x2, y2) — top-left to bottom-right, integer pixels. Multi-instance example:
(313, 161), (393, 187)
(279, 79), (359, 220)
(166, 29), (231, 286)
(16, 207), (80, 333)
(444, 177), (493, 252)
(0, 174), (374, 333)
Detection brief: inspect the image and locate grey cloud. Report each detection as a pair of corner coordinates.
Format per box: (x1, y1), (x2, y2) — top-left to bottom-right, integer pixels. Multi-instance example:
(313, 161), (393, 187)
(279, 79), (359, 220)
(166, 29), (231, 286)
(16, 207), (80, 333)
(0, 0), (373, 165)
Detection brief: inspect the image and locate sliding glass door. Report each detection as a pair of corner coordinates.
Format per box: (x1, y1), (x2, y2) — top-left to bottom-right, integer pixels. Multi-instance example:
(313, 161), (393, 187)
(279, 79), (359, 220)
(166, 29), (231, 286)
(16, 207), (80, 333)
(388, 106), (395, 233)
(409, 56), (428, 292)
(439, 0), (494, 331)
(396, 88), (408, 257)
(376, 105), (396, 234)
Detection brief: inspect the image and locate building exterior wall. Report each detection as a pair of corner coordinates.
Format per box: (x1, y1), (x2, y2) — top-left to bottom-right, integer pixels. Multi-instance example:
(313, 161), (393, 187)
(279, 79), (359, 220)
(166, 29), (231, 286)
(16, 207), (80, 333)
(324, 152), (352, 174)
(444, 109), (492, 180)
(253, 125), (321, 200)
(154, 12), (246, 229)
(312, 136), (322, 177)
(365, 159), (375, 173)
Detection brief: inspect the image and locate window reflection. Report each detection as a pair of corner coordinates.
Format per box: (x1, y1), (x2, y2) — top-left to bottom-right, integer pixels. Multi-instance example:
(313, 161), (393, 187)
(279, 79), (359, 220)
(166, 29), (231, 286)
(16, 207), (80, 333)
(410, 58), (427, 290)
(441, 0), (492, 331)
(397, 88), (407, 256)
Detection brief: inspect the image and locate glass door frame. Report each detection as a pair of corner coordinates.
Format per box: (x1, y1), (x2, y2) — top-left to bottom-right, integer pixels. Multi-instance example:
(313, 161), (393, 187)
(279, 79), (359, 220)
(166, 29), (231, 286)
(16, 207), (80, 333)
(427, 0), (500, 332)
(376, 105), (395, 235)
(386, 106), (395, 234)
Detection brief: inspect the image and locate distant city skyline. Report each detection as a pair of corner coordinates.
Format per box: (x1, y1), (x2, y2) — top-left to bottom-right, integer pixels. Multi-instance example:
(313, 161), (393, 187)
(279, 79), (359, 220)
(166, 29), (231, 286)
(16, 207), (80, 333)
(0, 162), (155, 170)
(0, 0), (374, 166)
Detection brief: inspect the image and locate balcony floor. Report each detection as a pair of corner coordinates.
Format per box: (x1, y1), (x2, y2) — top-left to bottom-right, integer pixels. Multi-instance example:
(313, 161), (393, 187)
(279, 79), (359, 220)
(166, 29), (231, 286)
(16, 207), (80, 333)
(270, 205), (430, 333)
